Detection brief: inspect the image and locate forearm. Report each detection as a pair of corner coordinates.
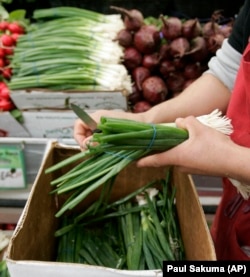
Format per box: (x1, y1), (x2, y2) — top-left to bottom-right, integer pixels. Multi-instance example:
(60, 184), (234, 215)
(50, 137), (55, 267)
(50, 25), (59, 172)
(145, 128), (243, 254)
(140, 72), (231, 123)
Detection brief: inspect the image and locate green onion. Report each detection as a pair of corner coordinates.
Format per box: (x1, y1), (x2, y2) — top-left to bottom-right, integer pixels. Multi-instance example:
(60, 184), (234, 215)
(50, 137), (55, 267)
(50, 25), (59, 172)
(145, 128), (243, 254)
(8, 7), (131, 92)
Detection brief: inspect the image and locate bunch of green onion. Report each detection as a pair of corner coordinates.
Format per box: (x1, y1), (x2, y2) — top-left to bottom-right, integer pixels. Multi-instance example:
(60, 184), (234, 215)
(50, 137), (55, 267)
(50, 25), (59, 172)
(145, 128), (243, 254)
(8, 7), (132, 92)
(45, 117), (188, 217)
(45, 109), (232, 217)
(56, 172), (185, 269)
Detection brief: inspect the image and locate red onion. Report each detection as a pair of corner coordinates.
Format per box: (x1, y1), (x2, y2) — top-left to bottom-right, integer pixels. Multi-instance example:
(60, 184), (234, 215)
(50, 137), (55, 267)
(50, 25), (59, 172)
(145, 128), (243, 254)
(160, 15), (182, 40)
(142, 76), (168, 104)
(132, 100), (152, 113)
(110, 6), (144, 31)
(123, 46), (142, 71)
(132, 66), (151, 91)
(133, 25), (161, 54)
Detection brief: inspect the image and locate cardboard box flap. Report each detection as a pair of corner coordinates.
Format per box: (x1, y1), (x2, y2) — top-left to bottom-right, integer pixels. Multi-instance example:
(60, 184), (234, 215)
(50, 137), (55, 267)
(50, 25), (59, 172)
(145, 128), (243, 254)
(173, 169), (216, 260)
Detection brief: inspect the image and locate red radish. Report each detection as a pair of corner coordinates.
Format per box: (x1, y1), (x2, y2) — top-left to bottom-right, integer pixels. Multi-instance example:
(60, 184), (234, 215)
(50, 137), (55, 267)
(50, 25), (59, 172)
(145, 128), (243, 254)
(0, 21), (8, 31)
(169, 37), (190, 58)
(166, 72), (185, 93)
(110, 6), (144, 31)
(182, 18), (202, 39)
(0, 48), (5, 58)
(2, 67), (12, 79)
(1, 34), (15, 47)
(160, 15), (182, 40)
(0, 98), (14, 111)
(132, 66), (151, 91)
(133, 25), (161, 54)
(11, 33), (21, 43)
(7, 22), (24, 34)
(132, 100), (152, 113)
(0, 58), (5, 68)
(142, 52), (159, 72)
(123, 46), (142, 71)
(4, 47), (13, 56)
(142, 76), (168, 104)
(115, 28), (133, 47)
(0, 86), (10, 99)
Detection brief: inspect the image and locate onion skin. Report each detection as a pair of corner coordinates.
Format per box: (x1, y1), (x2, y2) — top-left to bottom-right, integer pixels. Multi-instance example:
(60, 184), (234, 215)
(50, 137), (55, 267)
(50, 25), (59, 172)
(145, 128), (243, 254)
(142, 76), (168, 104)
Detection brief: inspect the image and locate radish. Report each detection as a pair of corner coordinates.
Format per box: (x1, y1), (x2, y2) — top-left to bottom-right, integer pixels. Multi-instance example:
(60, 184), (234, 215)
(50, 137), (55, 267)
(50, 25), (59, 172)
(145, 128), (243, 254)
(0, 21), (8, 31)
(0, 98), (14, 111)
(142, 76), (168, 104)
(7, 22), (24, 34)
(1, 34), (15, 47)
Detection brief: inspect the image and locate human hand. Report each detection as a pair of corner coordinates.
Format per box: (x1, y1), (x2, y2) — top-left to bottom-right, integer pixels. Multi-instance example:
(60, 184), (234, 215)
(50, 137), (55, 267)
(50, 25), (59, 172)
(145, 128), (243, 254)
(136, 115), (233, 177)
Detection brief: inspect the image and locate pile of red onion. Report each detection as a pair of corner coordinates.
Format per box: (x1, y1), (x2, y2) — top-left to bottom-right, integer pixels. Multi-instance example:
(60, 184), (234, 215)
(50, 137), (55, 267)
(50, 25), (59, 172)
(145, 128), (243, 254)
(111, 6), (234, 113)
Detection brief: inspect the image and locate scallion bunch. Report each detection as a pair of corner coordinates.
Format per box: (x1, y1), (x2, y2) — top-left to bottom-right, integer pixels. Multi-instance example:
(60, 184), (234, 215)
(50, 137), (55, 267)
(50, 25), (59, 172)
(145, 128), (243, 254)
(8, 7), (131, 92)
(56, 171), (185, 269)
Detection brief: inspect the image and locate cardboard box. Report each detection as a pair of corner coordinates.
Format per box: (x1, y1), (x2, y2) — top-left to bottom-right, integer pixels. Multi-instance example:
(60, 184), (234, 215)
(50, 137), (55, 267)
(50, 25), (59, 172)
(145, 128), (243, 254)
(10, 90), (128, 111)
(6, 142), (216, 276)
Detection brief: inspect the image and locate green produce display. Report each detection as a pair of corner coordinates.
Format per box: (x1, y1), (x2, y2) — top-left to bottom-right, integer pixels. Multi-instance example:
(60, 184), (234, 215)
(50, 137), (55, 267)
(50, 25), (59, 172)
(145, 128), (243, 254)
(8, 7), (132, 92)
